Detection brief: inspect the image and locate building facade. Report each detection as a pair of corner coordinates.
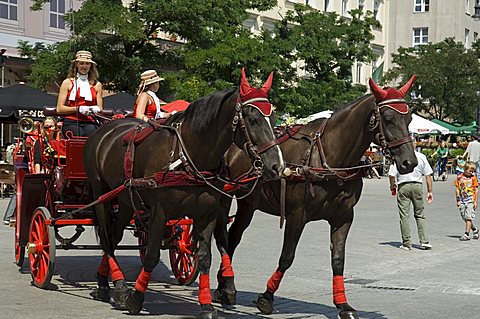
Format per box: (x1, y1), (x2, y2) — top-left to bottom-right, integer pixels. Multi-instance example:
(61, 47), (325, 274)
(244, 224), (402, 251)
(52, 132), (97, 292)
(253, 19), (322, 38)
(0, 0), (82, 87)
(386, 0), (480, 69)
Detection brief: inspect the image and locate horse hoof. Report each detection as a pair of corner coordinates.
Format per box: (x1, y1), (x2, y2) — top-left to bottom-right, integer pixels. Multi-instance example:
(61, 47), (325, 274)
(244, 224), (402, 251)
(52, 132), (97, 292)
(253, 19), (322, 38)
(197, 304), (218, 319)
(337, 303), (358, 319)
(113, 280), (129, 309)
(213, 288), (237, 306)
(256, 292), (274, 315)
(94, 286), (110, 302)
(125, 290), (144, 315)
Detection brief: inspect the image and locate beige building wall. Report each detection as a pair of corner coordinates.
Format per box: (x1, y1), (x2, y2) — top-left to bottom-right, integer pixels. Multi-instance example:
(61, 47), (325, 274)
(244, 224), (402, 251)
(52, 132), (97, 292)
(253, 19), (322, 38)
(0, 0), (82, 87)
(386, 0), (480, 74)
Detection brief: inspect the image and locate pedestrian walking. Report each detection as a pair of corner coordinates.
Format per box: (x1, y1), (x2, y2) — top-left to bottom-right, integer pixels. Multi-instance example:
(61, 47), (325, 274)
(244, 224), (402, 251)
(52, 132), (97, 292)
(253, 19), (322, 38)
(455, 161), (479, 241)
(462, 136), (480, 176)
(389, 139), (433, 250)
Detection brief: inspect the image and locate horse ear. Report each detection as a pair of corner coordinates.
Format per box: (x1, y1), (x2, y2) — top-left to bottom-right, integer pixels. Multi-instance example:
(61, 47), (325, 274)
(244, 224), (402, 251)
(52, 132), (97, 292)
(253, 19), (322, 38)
(398, 74), (417, 97)
(261, 71), (274, 94)
(369, 77), (388, 100)
(240, 67), (252, 96)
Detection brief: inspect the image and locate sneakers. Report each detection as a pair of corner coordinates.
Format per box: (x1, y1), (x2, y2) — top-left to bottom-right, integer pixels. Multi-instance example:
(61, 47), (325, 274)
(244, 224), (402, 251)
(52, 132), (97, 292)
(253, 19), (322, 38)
(420, 243), (433, 250)
(399, 244), (411, 251)
(473, 228), (479, 240)
(3, 220), (9, 226)
(460, 234), (470, 241)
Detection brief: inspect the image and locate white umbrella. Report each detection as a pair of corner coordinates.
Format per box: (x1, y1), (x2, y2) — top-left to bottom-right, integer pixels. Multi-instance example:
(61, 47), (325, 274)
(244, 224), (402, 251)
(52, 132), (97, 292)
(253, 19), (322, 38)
(408, 114), (450, 135)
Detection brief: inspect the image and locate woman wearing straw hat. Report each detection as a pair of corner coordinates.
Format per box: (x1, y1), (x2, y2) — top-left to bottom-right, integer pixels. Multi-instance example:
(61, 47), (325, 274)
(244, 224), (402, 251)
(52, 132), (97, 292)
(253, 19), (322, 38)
(56, 50), (103, 137)
(133, 70), (170, 122)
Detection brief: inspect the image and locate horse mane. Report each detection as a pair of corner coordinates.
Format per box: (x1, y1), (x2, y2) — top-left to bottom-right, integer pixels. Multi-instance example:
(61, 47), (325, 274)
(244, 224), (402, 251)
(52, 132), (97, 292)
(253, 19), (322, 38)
(181, 88), (237, 132)
(332, 94), (373, 117)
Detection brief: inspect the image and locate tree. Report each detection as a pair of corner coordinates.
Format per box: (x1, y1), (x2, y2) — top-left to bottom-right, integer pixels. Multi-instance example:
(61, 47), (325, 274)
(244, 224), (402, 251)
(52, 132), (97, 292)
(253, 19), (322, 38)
(24, 1), (379, 116)
(24, 0), (277, 96)
(260, 5), (381, 116)
(383, 38), (480, 124)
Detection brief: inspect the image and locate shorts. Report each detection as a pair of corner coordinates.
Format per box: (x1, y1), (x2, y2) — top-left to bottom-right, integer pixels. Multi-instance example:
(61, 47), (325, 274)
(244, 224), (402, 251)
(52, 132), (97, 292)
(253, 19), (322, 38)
(459, 202), (476, 221)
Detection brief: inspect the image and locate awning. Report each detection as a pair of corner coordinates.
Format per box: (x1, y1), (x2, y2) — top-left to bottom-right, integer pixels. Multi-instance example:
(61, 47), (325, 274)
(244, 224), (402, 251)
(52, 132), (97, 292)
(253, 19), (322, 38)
(409, 114), (450, 135)
(103, 92), (136, 110)
(430, 118), (476, 135)
(0, 83), (57, 121)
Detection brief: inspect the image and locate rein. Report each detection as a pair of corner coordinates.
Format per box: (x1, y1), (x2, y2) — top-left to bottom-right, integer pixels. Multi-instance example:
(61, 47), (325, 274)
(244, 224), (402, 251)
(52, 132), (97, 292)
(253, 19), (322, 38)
(122, 95), (274, 202)
(370, 98), (413, 158)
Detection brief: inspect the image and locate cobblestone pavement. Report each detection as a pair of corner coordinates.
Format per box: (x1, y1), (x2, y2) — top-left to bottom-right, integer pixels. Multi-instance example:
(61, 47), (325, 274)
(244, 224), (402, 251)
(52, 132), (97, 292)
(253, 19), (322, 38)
(1, 176), (480, 318)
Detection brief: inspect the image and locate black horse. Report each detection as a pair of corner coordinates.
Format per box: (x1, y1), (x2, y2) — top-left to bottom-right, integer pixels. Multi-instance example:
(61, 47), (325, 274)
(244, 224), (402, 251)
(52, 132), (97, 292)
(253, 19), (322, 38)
(83, 69), (285, 319)
(213, 76), (418, 319)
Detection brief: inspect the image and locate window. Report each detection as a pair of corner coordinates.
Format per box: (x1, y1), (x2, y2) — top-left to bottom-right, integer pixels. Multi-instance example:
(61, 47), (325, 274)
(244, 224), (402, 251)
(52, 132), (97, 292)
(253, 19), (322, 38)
(359, 0), (365, 12)
(414, 0), (430, 13)
(474, 32), (478, 43)
(374, 0), (380, 19)
(356, 63), (362, 83)
(324, 0), (330, 12)
(50, 0), (65, 29)
(413, 27), (429, 46)
(341, 0), (348, 16)
(0, 0), (18, 21)
(466, 0), (470, 14)
(465, 29), (470, 48)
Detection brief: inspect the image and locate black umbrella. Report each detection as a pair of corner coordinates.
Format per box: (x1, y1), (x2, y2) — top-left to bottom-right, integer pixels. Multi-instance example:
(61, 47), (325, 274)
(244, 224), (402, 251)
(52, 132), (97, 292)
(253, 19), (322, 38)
(0, 83), (57, 121)
(103, 92), (136, 110)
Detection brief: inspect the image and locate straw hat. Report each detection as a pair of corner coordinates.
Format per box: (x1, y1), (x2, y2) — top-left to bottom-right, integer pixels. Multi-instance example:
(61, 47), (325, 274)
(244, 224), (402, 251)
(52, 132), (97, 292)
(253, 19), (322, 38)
(72, 50), (96, 65)
(140, 70), (164, 86)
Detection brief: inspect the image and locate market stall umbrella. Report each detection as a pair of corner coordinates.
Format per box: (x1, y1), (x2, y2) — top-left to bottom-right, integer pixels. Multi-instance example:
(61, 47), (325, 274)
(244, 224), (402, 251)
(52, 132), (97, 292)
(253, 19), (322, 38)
(103, 92), (136, 110)
(430, 118), (476, 135)
(0, 83), (57, 122)
(409, 114), (450, 135)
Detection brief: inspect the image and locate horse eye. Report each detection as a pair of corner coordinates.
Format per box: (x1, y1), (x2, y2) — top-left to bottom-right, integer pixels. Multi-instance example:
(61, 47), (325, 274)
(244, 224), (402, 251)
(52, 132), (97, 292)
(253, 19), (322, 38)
(383, 115), (394, 124)
(248, 117), (261, 126)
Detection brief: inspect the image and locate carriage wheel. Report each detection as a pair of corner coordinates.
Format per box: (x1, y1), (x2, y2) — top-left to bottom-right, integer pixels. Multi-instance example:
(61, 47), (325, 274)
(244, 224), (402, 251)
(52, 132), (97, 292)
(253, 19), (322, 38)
(169, 220), (199, 286)
(432, 163), (440, 181)
(28, 207), (56, 289)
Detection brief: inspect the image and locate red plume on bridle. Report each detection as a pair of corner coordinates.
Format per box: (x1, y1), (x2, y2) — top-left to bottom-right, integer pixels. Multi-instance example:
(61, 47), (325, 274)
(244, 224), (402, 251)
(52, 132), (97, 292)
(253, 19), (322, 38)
(239, 67), (274, 116)
(369, 74), (417, 114)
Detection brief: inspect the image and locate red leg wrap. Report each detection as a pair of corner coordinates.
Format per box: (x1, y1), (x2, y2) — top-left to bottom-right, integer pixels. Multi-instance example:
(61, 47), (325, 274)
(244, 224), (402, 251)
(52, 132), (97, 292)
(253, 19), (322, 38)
(108, 256), (125, 282)
(134, 269), (151, 293)
(266, 270), (284, 293)
(198, 274), (212, 305)
(332, 275), (347, 304)
(97, 254), (109, 277)
(221, 254), (234, 277)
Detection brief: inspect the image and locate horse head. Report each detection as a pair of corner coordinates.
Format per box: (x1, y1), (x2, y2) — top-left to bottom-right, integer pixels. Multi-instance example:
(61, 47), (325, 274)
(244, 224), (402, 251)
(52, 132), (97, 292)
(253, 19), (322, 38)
(236, 68), (285, 180)
(369, 75), (418, 174)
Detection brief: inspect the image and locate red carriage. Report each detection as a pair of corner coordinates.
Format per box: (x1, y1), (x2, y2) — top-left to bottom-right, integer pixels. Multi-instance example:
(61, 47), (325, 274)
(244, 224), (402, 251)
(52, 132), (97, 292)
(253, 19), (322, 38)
(12, 109), (199, 289)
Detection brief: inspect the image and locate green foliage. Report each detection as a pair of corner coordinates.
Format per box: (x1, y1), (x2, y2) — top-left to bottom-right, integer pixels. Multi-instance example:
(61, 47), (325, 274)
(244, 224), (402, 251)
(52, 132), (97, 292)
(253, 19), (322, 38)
(383, 38), (480, 124)
(24, 1), (379, 115)
(262, 6), (380, 116)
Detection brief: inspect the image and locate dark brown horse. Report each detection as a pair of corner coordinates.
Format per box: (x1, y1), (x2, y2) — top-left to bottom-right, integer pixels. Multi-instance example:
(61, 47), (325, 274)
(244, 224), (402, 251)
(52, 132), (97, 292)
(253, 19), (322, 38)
(213, 76), (418, 319)
(83, 69), (285, 319)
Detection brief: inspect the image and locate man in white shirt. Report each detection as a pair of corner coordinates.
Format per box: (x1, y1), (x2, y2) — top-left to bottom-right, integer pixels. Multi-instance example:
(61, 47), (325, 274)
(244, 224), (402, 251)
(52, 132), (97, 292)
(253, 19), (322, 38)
(463, 136), (480, 176)
(389, 139), (433, 251)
